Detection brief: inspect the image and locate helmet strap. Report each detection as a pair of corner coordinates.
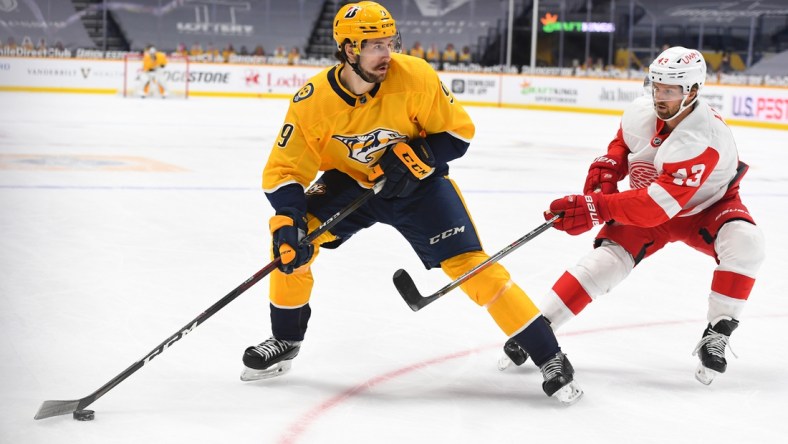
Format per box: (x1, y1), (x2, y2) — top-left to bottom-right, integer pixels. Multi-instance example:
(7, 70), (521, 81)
(348, 57), (376, 84)
(656, 90), (698, 122)
(341, 44), (376, 84)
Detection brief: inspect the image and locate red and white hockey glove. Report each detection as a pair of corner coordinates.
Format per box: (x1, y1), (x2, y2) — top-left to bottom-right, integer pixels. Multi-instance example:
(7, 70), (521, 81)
(546, 194), (611, 236)
(583, 153), (627, 195)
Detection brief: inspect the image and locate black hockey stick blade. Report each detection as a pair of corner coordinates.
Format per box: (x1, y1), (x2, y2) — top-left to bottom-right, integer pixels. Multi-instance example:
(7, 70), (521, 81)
(394, 214), (561, 312)
(393, 269), (441, 311)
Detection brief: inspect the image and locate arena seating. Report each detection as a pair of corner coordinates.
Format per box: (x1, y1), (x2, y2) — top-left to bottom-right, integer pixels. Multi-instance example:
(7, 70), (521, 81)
(746, 49), (788, 76)
(0, 0), (95, 49)
(110, 0), (322, 53)
(383, 0), (507, 54)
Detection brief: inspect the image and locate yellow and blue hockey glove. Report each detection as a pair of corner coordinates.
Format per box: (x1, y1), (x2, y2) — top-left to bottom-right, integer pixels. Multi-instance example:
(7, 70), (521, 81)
(270, 207), (314, 274)
(369, 138), (435, 199)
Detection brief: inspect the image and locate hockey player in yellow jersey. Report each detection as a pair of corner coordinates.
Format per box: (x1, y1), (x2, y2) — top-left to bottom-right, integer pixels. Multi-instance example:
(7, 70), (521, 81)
(240, 1), (582, 404)
(140, 45), (168, 98)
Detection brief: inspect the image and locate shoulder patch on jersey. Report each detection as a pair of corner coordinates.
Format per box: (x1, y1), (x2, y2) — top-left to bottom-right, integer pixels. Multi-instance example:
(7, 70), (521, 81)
(293, 83), (314, 103)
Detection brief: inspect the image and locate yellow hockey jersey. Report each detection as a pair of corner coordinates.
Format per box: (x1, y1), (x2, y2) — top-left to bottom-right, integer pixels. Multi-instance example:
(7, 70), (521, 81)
(263, 52), (475, 194)
(142, 52), (167, 72)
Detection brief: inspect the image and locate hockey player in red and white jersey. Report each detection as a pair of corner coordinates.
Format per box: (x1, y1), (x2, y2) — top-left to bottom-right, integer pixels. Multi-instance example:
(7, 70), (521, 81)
(500, 46), (765, 385)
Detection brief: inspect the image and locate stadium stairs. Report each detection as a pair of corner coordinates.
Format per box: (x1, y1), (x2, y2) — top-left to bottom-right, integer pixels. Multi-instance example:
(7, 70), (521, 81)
(72, 0), (130, 51)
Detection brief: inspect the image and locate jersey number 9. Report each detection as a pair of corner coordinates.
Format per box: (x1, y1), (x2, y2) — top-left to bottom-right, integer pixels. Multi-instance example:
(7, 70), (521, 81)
(277, 123), (295, 148)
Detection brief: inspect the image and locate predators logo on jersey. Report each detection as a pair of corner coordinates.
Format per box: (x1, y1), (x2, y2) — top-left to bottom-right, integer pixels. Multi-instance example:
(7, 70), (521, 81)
(332, 128), (407, 164)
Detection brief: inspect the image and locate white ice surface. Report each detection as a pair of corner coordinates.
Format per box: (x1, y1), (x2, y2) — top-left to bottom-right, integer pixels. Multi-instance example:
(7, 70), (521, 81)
(1, 93), (786, 443)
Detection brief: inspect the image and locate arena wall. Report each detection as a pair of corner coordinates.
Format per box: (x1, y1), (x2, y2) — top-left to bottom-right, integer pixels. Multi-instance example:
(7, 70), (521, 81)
(2, 57), (786, 130)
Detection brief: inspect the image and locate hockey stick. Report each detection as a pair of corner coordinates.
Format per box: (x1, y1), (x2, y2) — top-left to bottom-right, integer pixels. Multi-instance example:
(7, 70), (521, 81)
(394, 213), (562, 312)
(34, 181), (382, 420)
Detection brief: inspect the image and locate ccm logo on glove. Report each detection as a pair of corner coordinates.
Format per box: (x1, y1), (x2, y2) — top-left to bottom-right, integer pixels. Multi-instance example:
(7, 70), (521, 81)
(369, 138), (436, 199)
(398, 144), (434, 178)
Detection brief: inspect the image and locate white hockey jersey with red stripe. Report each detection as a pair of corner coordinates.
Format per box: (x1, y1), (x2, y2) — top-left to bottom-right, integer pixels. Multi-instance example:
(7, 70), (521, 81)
(604, 96), (740, 227)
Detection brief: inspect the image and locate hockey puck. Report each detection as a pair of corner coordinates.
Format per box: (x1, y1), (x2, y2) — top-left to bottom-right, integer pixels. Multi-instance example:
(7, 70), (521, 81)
(73, 409), (95, 421)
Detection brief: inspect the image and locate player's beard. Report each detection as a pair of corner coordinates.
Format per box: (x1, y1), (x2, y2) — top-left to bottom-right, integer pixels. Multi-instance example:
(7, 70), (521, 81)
(654, 100), (681, 120)
(360, 61), (389, 84)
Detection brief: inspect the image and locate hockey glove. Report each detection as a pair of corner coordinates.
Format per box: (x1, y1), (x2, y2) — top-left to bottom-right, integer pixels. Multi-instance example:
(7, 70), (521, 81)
(546, 194), (611, 236)
(369, 139), (436, 199)
(583, 153), (627, 195)
(270, 207), (314, 274)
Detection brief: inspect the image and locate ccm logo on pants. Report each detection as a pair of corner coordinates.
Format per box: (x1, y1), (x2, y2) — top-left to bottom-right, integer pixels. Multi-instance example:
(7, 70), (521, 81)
(430, 226), (465, 244)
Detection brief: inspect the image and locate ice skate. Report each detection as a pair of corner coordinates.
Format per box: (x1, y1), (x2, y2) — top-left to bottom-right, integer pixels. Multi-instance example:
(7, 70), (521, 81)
(498, 318), (553, 371)
(540, 352), (583, 405)
(692, 317), (739, 385)
(240, 337), (301, 381)
(497, 338), (529, 371)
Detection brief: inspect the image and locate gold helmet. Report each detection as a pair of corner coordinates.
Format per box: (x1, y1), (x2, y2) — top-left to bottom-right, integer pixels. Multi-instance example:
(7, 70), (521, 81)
(333, 1), (398, 54)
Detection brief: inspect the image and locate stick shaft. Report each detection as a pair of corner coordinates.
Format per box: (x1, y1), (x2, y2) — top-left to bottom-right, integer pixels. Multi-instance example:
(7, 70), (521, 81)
(396, 214), (560, 311)
(437, 214), (559, 295)
(35, 184), (379, 420)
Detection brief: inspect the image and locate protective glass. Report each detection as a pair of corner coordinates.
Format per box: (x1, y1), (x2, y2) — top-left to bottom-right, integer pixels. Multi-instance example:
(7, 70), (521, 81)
(650, 83), (686, 103)
(360, 33), (402, 56)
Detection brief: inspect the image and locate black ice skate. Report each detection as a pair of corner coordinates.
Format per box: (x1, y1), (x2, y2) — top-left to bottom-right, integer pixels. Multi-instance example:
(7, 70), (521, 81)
(540, 352), (583, 405)
(497, 319), (553, 371)
(497, 337), (529, 370)
(692, 317), (739, 385)
(240, 337), (301, 381)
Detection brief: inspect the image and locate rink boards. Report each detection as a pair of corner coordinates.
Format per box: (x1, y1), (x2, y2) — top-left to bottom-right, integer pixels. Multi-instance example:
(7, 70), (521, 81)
(1, 56), (786, 130)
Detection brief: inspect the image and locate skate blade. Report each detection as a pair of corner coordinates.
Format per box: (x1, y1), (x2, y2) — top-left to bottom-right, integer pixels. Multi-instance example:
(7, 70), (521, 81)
(240, 360), (292, 382)
(694, 363), (718, 385)
(497, 355), (513, 371)
(552, 381), (584, 406)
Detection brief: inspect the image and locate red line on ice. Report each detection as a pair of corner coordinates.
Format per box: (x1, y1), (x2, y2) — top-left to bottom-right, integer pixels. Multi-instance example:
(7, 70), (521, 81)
(277, 314), (787, 443)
